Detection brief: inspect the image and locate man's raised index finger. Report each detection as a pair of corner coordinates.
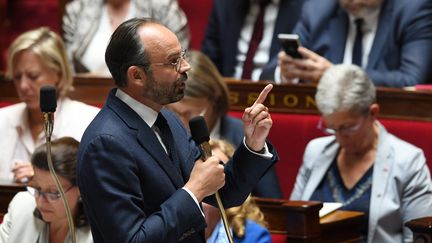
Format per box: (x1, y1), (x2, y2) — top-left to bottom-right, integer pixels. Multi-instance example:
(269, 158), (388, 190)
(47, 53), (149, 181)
(254, 84), (273, 105)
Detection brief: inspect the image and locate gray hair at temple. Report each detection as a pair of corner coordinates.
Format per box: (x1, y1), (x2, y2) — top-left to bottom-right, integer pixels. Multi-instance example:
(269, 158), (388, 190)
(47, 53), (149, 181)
(315, 64), (376, 116)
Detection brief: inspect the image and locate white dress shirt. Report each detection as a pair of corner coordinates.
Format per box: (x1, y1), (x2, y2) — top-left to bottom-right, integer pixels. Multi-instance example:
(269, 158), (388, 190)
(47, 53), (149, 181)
(234, 0), (279, 81)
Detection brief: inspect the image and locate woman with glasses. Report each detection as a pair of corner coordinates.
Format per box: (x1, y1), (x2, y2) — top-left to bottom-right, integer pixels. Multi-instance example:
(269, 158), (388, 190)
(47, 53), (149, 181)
(290, 64), (432, 243)
(0, 137), (93, 243)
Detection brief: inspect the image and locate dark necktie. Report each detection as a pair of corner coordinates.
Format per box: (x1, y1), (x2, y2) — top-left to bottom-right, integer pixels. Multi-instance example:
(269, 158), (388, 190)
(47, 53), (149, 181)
(154, 113), (179, 165)
(241, 0), (270, 80)
(352, 18), (364, 67)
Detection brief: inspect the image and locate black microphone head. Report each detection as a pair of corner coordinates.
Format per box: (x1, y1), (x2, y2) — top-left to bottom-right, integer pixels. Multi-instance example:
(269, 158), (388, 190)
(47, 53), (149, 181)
(40, 85), (57, 112)
(189, 116), (210, 145)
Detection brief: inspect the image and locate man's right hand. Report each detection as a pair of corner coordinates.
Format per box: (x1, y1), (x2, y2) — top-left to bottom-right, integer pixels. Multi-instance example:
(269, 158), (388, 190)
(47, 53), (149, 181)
(184, 156), (225, 202)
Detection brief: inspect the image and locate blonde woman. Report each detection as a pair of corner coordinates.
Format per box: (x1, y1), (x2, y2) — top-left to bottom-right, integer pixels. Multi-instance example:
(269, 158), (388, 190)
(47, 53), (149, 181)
(205, 139), (271, 243)
(0, 27), (99, 183)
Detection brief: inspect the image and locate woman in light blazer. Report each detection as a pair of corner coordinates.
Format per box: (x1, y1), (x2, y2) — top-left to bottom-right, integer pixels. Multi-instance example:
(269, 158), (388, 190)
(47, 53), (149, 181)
(0, 27), (99, 183)
(291, 64), (432, 243)
(0, 137), (93, 243)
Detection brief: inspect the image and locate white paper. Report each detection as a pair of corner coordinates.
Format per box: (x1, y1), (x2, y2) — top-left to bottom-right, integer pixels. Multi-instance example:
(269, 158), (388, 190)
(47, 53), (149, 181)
(319, 202), (343, 218)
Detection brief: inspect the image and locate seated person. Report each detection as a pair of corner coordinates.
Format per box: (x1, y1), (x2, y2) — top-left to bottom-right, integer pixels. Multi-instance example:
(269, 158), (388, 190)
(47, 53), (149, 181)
(0, 27), (99, 183)
(63, 0), (190, 75)
(290, 64), (432, 242)
(0, 137), (93, 242)
(261, 0), (432, 87)
(168, 50), (282, 198)
(204, 139), (271, 243)
(201, 0), (303, 81)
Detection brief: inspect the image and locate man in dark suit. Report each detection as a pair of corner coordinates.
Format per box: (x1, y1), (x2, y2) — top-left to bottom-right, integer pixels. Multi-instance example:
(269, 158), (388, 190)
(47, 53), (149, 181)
(77, 18), (278, 243)
(202, 0), (304, 81)
(261, 0), (432, 87)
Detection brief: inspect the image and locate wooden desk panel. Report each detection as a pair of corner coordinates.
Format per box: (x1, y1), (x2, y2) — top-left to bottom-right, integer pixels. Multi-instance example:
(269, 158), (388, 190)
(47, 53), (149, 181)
(254, 197), (364, 243)
(1, 74), (432, 121)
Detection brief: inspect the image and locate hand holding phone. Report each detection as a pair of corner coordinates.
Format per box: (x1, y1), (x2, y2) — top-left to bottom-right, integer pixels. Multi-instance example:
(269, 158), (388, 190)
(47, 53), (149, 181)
(278, 33), (302, 59)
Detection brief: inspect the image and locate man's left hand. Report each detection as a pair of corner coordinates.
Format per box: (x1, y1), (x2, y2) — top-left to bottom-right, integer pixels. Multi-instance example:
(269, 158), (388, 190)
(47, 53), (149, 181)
(242, 84), (273, 152)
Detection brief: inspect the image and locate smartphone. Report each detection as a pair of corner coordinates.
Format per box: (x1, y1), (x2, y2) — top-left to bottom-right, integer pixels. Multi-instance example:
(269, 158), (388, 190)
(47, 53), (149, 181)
(278, 33), (302, 58)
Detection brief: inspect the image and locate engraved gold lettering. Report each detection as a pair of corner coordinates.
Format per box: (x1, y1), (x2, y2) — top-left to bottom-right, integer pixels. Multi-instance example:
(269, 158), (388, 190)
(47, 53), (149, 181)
(283, 94), (298, 107)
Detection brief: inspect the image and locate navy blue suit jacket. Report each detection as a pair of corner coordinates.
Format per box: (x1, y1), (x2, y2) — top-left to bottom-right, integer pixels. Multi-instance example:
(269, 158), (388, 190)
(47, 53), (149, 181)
(261, 0), (432, 87)
(220, 115), (282, 198)
(77, 89), (278, 243)
(201, 0), (304, 79)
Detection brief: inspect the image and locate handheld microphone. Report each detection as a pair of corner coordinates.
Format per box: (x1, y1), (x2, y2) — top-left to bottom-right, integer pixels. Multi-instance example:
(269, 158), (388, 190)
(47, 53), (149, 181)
(40, 85), (57, 142)
(189, 116), (234, 243)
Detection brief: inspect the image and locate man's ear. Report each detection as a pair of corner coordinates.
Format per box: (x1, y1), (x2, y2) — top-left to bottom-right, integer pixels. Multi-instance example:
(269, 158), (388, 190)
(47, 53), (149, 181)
(127, 66), (146, 86)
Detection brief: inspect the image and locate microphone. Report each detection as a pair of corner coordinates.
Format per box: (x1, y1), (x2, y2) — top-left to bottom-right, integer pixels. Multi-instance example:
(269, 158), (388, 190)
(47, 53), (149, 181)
(189, 116), (234, 243)
(40, 85), (57, 142)
(39, 86), (76, 243)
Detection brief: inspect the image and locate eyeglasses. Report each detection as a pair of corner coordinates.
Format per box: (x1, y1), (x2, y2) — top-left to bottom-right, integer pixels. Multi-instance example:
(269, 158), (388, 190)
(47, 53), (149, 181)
(27, 185), (74, 203)
(317, 114), (368, 135)
(152, 49), (188, 73)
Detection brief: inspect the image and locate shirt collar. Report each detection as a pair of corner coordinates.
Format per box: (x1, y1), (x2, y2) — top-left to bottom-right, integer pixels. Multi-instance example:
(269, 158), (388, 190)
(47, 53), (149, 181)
(348, 6), (381, 32)
(115, 89), (159, 127)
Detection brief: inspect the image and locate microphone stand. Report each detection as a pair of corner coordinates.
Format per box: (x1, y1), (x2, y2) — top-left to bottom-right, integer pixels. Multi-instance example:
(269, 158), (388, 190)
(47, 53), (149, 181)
(43, 112), (76, 243)
(200, 143), (234, 243)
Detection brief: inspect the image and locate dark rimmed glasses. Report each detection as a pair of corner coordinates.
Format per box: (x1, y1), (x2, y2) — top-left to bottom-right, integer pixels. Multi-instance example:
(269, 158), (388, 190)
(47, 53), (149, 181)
(27, 185), (74, 203)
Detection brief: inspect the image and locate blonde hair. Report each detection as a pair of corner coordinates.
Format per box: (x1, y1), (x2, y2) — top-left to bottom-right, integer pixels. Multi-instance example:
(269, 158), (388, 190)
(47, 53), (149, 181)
(209, 139), (268, 238)
(7, 27), (73, 97)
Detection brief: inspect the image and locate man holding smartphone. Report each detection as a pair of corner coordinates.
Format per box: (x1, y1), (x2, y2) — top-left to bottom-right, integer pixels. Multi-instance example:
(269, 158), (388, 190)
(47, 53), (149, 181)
(201, 0), (303, 81)
(261, 0), (432, 87)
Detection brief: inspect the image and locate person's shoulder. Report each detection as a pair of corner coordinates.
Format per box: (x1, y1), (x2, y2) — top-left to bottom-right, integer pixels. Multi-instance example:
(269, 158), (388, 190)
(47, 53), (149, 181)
(0, 103), (26, 124)
(243, 219), (271, 240)
(9, 191), (36, 214)
(385, 131), (424, 158)
(0, 103), (25, 114)
(302, 0), (337, 13)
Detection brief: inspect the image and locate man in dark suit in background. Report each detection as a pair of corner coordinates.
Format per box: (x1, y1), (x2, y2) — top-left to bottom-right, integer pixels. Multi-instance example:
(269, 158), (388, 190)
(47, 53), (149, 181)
(261, 0), (432, 87)
(202, 0), (304, 81)
(77, 18), (278, 243)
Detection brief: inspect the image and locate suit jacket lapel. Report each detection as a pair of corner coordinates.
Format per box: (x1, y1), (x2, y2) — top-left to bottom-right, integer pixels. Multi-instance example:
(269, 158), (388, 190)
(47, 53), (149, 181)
(328, 8), (349, 63)
(303, 139), (339, 200)
(367, 0), (393, 69)
(368, 123), (393, 241)
(106, 89), (184, 189)
(225, 0), (250, 71)
(136, 127), (184, 188)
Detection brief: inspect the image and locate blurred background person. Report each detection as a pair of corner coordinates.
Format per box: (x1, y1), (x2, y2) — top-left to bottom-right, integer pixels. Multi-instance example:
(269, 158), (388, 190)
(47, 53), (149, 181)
(63, 0), (190, 75)
(261, 0), (432, 87)
(168, 50), (282, 198)
(201, 0), (303, 82)
(0, 137), (93, 243)
(291, 64), (432, 242)
(0, 27), (99, 183)
(204, 139), (271, 243)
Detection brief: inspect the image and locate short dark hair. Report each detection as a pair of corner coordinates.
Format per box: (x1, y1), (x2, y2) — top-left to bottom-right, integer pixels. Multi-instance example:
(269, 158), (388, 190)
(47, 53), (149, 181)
(31, 137), (88, 227)
(105, 18), (159, 87)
